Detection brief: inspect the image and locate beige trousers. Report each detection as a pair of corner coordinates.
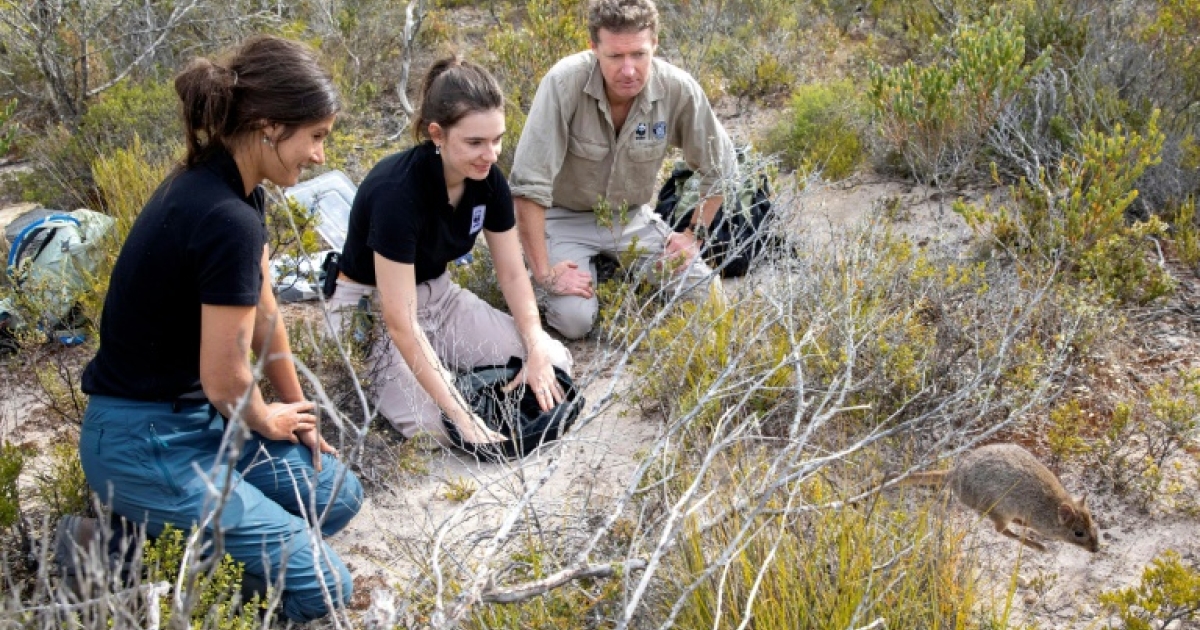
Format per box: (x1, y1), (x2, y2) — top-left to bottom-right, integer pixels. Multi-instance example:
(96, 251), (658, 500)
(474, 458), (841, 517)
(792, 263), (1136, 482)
(327, 273), (573, 439)
(542, 204), (714, 339)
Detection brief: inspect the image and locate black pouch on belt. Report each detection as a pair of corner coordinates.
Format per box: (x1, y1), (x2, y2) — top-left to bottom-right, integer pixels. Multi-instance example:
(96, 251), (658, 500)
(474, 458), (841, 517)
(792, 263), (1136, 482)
(320, 251), (340, 298)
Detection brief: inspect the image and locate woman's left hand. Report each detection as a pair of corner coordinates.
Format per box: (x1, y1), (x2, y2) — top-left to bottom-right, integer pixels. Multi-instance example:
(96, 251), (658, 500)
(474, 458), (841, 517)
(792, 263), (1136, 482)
(296, 427), (337, 472)
(505, 337), (563, 412)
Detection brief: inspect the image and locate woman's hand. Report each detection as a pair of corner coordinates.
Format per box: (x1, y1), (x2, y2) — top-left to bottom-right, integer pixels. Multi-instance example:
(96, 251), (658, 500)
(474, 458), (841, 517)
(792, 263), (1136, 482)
(504, 336), (564, 412)
(296, 426), (337, 472)
(453, 413), (508, 444)
(253, 400), (317, 442)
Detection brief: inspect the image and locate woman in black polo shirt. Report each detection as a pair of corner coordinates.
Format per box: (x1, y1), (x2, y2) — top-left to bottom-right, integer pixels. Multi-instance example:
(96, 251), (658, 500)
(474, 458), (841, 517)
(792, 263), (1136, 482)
(330, 57), (572, 444)
(76, 36), (362, 622)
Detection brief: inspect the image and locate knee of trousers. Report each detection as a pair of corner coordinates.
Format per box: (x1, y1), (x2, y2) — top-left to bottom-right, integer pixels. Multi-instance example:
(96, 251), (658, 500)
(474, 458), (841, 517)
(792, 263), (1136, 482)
(546, 298), (597, 341)
(280, 551), (354, 622)
(318, 466), (364, 536)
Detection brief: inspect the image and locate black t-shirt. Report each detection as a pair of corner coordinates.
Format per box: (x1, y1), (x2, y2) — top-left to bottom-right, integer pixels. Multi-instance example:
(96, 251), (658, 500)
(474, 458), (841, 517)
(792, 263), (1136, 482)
(81, 149), (266, 400)
(339, 141), (516, 285)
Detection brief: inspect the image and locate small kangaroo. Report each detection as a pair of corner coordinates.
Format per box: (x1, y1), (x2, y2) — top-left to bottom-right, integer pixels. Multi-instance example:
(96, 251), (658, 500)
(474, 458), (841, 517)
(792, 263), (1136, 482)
(904, 443), (1100, 553)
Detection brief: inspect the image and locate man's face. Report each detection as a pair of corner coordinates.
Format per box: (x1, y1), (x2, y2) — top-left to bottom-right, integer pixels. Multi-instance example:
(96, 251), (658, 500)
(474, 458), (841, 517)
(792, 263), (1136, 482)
(592, 27), (656, 105)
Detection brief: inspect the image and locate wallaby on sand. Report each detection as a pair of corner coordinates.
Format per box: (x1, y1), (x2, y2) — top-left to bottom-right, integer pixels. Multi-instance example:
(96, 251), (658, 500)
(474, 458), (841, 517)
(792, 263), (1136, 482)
(904, 443), (1100, 553)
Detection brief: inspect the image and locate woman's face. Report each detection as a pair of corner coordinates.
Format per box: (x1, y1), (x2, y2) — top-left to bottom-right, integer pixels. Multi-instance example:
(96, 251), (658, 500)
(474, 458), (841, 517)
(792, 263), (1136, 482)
(430, 108), (505, 184)
(261, 115), (336, 187)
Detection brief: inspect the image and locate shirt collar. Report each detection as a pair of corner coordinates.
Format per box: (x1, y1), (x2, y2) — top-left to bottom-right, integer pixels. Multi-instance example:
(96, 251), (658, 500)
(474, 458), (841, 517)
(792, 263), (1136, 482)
(415, 140), (448, 205)
(202, 146), (259, 204)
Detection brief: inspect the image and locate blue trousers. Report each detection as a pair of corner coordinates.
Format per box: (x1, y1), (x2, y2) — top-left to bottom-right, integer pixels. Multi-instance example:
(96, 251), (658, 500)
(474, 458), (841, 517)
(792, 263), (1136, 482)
(79, 395), (363, 622)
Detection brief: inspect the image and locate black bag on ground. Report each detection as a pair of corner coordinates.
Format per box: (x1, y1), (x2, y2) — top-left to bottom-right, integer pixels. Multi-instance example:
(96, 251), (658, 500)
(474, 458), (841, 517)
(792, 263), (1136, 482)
(653, 146), (776, 278)
(443, 357), (584, 462)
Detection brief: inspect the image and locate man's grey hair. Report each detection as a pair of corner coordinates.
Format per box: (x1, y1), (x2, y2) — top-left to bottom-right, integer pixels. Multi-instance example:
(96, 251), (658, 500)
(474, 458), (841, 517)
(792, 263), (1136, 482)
(587, 0), (659, 43)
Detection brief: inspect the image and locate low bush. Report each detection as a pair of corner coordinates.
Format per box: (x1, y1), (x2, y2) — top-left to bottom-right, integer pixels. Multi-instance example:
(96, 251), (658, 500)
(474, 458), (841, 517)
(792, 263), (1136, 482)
(760, 80), (866, 181)
(14, 79), (178, 210)
(868, 10), (1051, 184)
(144, 525), (265, 629)
(1099, 550), (1200, 630)
(32, 441), (89, 521)
(956, 113), (1172, 306)
(666, 475), (978, 629)
(0, 443), (25, 530)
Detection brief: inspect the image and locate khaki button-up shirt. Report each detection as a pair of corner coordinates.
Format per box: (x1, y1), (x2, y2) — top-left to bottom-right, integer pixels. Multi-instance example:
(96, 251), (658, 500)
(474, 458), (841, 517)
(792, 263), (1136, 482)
(510, 51), (736, 214)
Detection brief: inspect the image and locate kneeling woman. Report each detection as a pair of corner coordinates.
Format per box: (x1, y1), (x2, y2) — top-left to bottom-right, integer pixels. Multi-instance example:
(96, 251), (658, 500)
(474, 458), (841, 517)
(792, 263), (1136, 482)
(79, 37), (362, 622)
(331, 58), (572, 445)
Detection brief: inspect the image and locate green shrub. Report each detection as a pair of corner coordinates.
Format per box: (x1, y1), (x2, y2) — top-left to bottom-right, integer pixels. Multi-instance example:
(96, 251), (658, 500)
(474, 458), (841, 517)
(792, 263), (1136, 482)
(1166, 196), (1200, 267)
(868, 10), (1051, 183)
(448, 242), (505, 310)
(0, 98), (17, 158)
(86, 135), (177, 331)
(33, 441), (89, 520)
(661, 0), (802, 106)
(1088, 369), (1200, 509)
(144, 525), (264, 629)
(0, 443), (26, 529)
(485, 0), (588, 171)
(266, 196), (323, 274)
(955, 113), (1170, 306)
(18, 78), (179, 209)
(1100, 550), (1200, 630)
(761, 80), (865, 180)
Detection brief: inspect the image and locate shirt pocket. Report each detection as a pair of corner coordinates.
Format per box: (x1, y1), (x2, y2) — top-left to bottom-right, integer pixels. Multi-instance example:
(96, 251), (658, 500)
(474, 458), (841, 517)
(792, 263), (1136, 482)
(628, 143), (666, 163)
(568, 136), (610, 162)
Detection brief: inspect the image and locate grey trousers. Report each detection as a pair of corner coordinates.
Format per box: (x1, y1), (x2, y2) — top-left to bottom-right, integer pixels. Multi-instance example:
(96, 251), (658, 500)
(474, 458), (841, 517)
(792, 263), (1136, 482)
(542, 204), (713, 339)
(327, 272), (573, 439)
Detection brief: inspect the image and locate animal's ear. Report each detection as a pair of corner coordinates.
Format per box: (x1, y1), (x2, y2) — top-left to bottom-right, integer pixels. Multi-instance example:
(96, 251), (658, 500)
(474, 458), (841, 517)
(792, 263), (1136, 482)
(1057, 502), (1077, 524)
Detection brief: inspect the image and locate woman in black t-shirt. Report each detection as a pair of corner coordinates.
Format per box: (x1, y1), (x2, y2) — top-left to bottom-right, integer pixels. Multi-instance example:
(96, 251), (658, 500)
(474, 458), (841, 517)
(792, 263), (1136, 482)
(75, 37), (361, 622)
(331, 58), (572, 444)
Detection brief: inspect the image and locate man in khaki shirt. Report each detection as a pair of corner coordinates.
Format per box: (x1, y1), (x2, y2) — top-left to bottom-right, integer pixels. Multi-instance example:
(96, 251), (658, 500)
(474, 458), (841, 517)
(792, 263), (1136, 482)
(510, 0), (737, 340)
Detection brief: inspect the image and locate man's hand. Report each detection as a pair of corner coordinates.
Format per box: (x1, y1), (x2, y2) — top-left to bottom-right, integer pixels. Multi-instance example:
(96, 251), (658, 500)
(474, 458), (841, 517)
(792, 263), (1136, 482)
(536, 260), (594, 298)
(660, 230), (701, 274)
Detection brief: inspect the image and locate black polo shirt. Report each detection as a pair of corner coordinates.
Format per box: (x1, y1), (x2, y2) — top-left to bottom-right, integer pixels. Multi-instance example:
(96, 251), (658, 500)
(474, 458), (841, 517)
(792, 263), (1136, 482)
(339, 141), (515, 285)
(81, 148), (266, 400)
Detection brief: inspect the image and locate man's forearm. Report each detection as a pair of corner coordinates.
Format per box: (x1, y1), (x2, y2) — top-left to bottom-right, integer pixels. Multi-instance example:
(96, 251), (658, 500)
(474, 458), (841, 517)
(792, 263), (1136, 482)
(691, 195), (724, 231)
(515, 196), (552, 282)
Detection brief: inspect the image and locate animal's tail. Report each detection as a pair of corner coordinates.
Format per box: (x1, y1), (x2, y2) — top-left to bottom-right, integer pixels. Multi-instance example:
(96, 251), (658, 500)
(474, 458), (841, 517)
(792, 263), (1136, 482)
(898, 470), (949, 486)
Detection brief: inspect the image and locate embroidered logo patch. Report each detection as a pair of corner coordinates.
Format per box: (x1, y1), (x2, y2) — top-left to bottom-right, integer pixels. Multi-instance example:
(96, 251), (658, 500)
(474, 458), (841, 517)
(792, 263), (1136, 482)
(636, 122), (648, 138)
(470, 205), (486, 233)
(653, 121), (667, 139)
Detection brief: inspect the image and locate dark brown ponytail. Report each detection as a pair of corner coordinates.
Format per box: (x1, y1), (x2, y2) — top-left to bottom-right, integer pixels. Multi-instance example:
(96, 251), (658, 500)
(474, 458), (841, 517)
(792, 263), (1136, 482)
(412, 56), (504, 143)
(174, 36), (339, 168)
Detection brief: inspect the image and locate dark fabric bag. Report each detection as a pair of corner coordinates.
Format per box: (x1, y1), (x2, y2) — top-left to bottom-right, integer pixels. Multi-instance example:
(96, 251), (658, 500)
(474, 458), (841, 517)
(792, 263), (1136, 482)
(653, 147), (776, 278)
(443, 357), (584, 462)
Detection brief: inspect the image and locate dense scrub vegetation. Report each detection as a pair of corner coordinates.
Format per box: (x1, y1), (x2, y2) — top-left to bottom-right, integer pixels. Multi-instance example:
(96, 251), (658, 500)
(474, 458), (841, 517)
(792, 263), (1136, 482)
(1, 0), (1199, 628)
